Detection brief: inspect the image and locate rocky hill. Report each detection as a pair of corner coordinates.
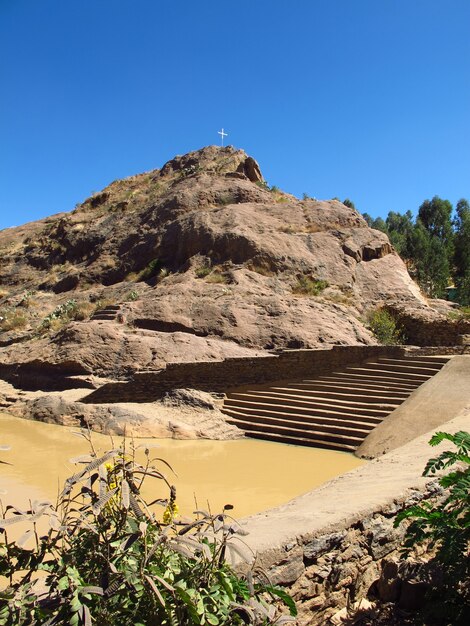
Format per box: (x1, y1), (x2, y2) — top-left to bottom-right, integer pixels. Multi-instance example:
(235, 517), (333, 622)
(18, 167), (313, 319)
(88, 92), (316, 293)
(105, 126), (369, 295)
(0, 145), (459, 395)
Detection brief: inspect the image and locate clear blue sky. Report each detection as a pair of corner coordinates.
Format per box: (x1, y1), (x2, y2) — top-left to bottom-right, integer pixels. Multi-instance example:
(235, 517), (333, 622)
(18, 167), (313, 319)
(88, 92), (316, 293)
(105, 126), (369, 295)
(1, 0), (469, 230)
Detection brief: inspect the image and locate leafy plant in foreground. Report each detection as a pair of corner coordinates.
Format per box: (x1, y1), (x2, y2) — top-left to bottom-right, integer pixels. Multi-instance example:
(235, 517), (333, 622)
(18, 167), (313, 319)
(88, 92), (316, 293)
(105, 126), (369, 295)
(0, 435), (295, 625)
(394, 430), (470, 625)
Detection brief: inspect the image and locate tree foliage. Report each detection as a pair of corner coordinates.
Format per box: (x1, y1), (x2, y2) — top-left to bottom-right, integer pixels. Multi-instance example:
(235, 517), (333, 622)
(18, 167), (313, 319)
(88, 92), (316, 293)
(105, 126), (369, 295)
(395, 431), (470, 625)
(362, 196), (470, 303)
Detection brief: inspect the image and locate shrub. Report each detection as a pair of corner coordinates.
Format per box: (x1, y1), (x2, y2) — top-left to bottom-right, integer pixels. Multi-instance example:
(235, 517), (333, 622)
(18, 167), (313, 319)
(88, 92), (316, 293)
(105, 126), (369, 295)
(367, 308), (404, 345)
(255, 181), (269, 191)
(40, 299), (79, 329)
(394, 431), (470, 624)
(126, 290), (139, 302)
(195, 266), (212, 279)
(71, 302), (96, 321)
(448, 305), (470, 321)
(292, 277), (329, 297)
(137, 259), (162, 282)
(0, 437), (295, 625)
(247, 264), (274, 277)
(17, 291), (36, 309)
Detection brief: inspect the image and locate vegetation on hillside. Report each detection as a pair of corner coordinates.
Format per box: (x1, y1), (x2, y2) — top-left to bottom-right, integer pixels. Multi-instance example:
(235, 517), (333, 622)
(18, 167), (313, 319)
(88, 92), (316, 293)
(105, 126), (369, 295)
(367, 308), (404, 345)
(362, 196), (470, 303)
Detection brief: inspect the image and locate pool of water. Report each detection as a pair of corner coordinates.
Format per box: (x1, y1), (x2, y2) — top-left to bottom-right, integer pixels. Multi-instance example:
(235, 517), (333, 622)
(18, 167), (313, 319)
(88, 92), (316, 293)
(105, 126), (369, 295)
(0, 412), (363, 519)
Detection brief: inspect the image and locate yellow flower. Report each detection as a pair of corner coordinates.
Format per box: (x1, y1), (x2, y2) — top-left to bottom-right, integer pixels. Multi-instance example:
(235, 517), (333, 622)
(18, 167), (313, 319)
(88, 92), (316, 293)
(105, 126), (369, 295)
(162, 501), (179, 524)
(104, 462), (117, 491)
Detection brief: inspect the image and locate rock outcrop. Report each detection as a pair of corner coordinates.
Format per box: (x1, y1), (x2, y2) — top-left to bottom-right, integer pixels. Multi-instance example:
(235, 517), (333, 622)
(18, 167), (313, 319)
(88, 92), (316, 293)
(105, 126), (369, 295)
(0, 145), (463, 411)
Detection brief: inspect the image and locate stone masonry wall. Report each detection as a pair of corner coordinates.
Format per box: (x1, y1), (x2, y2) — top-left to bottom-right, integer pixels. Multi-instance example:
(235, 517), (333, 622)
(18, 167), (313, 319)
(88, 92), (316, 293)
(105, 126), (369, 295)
(251, 482), (442, 626)
(81, 345), (406, 403)
(388, 306), (470, 347)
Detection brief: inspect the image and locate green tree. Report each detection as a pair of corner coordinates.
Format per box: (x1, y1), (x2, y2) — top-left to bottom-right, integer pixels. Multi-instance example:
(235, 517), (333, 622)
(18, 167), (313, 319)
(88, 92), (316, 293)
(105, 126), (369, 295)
(385, 210), (414, 257)
(407, 220), (450, 298)
(343, 198), (356, 210)
(361, 213), (388, 234)
(362, 212), (373, 227)
(371, 216), (388, 234)
(418, 196), (453, 239)
(418, 196), (454, 257)
(454, 198), (470, 305)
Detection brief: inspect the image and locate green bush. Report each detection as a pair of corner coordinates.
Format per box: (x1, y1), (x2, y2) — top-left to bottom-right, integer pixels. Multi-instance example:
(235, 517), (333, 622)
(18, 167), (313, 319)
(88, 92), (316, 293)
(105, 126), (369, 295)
(195, 266), (212, 279)
(0, 437), (295, 625)
(40, 299), (78, 330)
(395, 431), (470, 625)
(292, 277), (328, 297)
(367, 308), (404, 345)
(126, 290), (139, 302)
(138, 259), (162, 281)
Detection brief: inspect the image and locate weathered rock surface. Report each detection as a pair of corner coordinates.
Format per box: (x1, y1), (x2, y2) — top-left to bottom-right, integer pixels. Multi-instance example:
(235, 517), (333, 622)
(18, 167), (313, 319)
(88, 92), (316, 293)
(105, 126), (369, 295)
(10, 390), (240, 440)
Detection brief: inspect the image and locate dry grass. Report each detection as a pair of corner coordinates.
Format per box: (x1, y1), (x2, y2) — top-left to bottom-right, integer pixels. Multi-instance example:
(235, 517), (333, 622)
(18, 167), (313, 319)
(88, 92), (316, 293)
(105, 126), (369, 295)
(0, 311), (28, 332)
(72, 301), (96, 321)
(278, 224), (297, 234)
(303, 223), (324, 233)
(323, 289), (355, 306)
(205, 271), (229, 284)
(0, 287), (9, 299)
(247, 263), (275, 277)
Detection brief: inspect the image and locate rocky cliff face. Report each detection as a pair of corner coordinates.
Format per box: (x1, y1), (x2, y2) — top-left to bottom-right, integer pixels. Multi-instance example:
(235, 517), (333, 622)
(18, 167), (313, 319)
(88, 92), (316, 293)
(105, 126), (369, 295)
(0, 145), (444, 390)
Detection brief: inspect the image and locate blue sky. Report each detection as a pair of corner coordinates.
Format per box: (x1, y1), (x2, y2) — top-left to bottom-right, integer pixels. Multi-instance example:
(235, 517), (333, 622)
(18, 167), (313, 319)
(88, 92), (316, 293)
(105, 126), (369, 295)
(1, 0), (469, 230)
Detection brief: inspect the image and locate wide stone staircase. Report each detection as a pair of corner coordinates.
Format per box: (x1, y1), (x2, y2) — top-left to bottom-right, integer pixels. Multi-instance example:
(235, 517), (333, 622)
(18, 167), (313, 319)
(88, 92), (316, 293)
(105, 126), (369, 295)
(222, 355), (450, 452)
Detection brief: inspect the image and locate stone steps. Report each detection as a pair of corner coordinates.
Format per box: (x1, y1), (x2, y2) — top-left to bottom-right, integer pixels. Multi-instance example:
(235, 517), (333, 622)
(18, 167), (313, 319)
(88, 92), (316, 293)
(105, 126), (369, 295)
(222, 356), (450, 452)
(223, 406), (381, 429)
(90, 305), (121, 322)
(225, 394), (397, 415)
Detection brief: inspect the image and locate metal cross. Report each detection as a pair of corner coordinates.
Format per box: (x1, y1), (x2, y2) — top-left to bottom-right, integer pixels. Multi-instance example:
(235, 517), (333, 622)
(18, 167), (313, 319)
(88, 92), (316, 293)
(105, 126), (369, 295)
(218, 128), (228, 146)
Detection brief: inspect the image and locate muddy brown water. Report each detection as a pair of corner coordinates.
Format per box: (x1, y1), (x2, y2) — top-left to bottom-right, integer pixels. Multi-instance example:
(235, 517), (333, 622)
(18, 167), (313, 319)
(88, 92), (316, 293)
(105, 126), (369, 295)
(0, 412), (363, 519)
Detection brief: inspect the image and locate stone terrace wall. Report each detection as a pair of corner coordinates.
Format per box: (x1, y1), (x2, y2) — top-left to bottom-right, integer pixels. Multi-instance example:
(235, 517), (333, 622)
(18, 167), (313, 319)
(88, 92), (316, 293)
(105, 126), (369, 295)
(251, 482), (441, 625)
(389, 307), (470, 346)
(81, 345), (406, 404)
(239, 410), (470, 624)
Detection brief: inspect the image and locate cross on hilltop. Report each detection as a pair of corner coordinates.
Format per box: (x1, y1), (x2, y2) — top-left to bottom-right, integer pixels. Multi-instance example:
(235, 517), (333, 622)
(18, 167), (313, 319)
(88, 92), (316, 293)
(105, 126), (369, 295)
(218, 128), (228, 146)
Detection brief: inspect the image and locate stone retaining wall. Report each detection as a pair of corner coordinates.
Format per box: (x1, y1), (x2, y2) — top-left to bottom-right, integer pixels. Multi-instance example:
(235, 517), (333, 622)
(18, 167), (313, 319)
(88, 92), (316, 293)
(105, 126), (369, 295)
(251, 482), (441, 625)
(81, 345), (406, 403)
(239, 410), (470, 624)
(388, 307), (470, 347)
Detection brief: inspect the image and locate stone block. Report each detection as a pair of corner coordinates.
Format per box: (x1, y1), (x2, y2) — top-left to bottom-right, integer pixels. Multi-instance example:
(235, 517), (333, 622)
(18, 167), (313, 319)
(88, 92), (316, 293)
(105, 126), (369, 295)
(303, 531), (346, 560)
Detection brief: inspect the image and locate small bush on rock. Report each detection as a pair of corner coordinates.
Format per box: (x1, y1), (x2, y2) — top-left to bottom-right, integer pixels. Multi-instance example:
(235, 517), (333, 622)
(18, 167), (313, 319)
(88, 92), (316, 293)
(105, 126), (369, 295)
(195, 265), (212, 279)
(40, 299), (79, 330)
(292, 277), (328, 297)
(367, 308), (404, 345)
